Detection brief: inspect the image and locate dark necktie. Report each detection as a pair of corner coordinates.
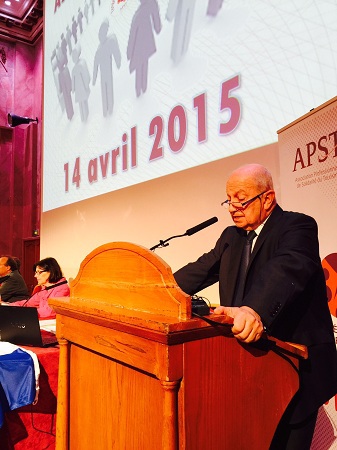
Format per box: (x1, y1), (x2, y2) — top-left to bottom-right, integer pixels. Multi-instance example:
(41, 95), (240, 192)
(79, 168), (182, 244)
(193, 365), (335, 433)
(233, 230), (257, 306)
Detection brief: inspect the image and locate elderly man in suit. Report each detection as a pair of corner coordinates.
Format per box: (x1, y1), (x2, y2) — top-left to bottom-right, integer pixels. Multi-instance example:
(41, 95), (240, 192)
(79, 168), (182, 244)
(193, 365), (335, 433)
(174, 163), (337, 450)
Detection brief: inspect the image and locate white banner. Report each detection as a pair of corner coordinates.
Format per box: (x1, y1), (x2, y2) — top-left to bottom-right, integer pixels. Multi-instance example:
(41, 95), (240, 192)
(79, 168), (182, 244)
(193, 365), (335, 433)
(278, 96), (337, 449)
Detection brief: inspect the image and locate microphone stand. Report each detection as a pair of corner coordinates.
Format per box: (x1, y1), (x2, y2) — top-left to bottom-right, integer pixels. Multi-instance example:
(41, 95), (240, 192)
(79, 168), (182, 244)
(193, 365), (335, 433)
(150, 233), (187, 251)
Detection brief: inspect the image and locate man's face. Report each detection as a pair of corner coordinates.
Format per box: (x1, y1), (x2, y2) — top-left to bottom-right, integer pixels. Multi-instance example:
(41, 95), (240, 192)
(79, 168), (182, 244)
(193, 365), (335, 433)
(0, 257), (11, 277)
(226, 176), (268, 231)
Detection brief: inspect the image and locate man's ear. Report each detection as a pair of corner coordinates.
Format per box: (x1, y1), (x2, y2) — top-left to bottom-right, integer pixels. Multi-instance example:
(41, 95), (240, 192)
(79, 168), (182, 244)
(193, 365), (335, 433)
(263, 190), (276, 211)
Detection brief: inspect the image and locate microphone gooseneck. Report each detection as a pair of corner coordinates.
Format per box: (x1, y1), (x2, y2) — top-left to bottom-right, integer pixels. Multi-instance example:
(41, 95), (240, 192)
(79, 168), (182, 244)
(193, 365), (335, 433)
(150, 217), (218, 251)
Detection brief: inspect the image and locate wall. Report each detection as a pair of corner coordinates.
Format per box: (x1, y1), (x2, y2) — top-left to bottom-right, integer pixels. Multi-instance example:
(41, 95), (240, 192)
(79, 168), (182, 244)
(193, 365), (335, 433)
(0, 38), (42, 289)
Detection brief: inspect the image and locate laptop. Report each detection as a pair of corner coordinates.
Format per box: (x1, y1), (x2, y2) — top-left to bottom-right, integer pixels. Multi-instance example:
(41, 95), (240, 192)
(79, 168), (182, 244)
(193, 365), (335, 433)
(0, 306), (58, 347)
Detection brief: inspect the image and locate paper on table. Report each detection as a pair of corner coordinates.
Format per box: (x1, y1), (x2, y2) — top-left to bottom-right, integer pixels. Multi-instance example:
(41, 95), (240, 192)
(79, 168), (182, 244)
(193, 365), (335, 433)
(39, 319), (56, 333)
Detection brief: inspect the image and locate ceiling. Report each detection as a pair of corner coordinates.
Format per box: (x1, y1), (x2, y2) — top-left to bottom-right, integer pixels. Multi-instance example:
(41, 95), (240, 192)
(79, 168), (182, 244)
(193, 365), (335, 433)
(0, 0), (43, 45)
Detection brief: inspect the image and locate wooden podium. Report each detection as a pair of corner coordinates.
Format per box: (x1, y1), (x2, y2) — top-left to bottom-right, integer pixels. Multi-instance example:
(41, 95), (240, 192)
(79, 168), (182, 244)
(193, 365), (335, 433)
(49, 242), (307, 450)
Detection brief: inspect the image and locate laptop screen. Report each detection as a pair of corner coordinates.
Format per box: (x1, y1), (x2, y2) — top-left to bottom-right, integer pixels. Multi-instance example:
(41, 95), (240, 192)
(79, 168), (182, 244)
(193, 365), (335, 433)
(0, 306), (57, 347)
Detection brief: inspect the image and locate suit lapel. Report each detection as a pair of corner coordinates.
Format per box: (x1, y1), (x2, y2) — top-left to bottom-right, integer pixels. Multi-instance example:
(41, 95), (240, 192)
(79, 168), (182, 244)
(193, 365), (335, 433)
(249, 205), (283, 265)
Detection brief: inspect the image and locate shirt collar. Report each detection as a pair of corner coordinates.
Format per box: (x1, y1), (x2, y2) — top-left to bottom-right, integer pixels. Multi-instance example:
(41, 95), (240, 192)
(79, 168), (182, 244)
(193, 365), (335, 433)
(251, 213), (271, 237)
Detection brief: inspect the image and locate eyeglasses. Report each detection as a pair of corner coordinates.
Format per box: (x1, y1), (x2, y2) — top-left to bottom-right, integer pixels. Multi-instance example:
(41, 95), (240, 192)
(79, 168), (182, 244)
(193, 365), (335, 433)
(34, 269), (47, 275)
(221, 191), (266, 210)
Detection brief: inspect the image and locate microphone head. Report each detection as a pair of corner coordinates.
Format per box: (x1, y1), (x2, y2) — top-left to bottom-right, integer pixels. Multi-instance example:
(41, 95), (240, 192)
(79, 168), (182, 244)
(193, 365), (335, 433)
(186, 217), (218, 236)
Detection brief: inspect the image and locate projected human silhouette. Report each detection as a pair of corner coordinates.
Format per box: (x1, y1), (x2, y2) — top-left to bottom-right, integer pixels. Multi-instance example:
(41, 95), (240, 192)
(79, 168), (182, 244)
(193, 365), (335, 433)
(72, 45), (91, 122)
(207, 0), (224, 17)
(90, 0), (95, 16)
(66, 25), (73, 55)
(51, 47), (65, 112)
(127, 0), (161, 97)
(60, 33), (68, 65)
(93, 19), (121, 116)
(84, 1), (89, 24)
(71, 16), (78, 44)
(77, 7), (84, 34)
(166, 0), (196, 64)
(57, 53), (74, 120)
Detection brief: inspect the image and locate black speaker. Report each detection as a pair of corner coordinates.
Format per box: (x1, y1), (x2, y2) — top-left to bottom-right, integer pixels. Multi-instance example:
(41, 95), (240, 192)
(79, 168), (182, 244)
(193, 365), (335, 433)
(8, 113), (38, 127)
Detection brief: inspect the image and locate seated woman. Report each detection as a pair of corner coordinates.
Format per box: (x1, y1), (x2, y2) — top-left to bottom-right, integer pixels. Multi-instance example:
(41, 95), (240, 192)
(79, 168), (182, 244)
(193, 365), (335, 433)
(10, 257), (69, 319)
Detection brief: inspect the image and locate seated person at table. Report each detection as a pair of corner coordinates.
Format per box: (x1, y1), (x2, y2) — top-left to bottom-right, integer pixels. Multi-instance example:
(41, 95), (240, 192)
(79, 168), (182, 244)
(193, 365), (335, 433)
(12, 256), (22, 272)
(0, 255), (29, 303)
(9, 257), (69, 319)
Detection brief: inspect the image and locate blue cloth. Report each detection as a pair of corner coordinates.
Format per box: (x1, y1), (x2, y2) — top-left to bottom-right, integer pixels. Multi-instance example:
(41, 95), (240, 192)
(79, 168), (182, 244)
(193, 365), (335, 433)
(0, 347), (35, 427)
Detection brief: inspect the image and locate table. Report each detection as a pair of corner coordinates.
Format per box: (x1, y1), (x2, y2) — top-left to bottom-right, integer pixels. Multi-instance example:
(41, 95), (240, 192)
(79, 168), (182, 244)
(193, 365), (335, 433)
(0, 344), (59, 449)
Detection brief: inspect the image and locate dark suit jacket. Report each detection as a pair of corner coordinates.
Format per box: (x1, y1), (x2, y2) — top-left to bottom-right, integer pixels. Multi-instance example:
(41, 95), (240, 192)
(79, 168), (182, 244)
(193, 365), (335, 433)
(0, 270), (29, 302)
(174, 204), (337, 422)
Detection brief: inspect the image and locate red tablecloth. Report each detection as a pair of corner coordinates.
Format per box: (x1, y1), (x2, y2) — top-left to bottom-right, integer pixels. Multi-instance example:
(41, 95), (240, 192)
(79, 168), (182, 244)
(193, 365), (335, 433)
(0, 345), (59, 449)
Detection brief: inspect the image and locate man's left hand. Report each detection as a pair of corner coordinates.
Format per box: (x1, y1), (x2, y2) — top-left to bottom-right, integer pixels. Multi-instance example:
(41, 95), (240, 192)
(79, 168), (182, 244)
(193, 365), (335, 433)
(213, 305), (264, 343)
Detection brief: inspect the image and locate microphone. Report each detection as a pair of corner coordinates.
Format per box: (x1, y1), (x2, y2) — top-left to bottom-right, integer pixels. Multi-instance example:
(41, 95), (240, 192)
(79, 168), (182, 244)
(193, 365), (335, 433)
(21, 297), (31, 307)
(185, 217), (218, 236)
(150, 217), (218, 251)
